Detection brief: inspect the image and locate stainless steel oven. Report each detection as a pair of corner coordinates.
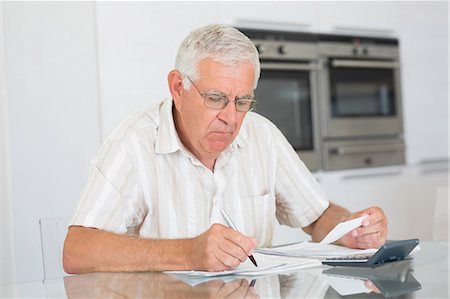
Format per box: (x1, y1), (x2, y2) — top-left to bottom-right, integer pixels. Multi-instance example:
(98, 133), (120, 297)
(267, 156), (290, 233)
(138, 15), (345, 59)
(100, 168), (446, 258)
(239, 29), (321, 171)
(317, 34), (405, 170)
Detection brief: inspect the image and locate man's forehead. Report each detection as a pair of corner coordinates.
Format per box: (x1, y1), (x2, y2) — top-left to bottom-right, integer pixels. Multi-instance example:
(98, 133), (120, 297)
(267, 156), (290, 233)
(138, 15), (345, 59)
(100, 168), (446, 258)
(197, 59), (255, 92)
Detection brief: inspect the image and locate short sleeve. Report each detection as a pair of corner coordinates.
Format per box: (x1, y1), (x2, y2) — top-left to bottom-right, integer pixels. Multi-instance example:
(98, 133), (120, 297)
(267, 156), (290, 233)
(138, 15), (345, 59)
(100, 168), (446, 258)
(272, 125), (329, 228)
(71, 138), (147, 235)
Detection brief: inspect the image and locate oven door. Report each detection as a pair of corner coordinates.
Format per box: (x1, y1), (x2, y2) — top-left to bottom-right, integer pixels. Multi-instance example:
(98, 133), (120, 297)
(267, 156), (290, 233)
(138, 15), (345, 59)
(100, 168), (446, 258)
(254, 62), (321, 171)
(320, 59), (403, 138)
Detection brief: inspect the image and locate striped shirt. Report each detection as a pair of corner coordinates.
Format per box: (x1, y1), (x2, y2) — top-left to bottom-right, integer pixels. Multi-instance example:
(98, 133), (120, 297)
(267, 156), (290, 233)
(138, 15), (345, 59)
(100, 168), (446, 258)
(71, 99), (329, 247)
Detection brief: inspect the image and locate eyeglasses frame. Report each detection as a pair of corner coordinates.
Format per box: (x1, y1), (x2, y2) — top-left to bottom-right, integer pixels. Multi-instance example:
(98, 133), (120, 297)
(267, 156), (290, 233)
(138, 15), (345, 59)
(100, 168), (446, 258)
(186, 76), (258, 112)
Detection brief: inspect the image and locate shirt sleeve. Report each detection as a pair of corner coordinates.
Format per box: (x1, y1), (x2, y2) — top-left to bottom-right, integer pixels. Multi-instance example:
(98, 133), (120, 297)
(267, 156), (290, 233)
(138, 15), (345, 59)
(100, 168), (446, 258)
(71, 138), (147, 235)
(270, 124), (330, 228)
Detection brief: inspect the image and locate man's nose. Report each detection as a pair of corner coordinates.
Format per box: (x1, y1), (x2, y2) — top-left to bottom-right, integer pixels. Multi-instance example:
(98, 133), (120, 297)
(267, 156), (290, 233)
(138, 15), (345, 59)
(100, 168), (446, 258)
(217, 101), (237, 125)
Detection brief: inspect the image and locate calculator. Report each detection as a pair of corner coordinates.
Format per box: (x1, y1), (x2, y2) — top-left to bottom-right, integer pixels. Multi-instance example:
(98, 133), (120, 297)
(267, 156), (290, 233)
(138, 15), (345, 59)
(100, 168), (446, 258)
(322, 239), (420, 267)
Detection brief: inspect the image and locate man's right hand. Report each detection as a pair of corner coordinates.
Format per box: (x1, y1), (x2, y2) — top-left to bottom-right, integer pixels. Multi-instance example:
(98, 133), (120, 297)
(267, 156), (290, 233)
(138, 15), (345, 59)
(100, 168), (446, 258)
(63, 224), (256, 274)
(188, 223), (257, 272)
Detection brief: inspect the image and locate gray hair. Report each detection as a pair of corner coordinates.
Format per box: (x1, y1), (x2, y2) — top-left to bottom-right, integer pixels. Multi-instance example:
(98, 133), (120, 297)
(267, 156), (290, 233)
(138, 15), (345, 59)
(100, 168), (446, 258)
(175, 24), (260, 90)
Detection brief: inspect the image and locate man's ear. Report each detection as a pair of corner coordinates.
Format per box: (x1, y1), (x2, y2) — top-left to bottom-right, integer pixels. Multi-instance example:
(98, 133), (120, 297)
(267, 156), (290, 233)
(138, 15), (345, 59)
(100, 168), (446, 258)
(168, 70), (184, 111)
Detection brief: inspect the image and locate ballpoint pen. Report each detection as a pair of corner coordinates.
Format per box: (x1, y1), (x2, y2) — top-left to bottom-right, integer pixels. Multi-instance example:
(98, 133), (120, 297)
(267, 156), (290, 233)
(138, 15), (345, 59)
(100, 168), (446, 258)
(220, 209), (258, 267)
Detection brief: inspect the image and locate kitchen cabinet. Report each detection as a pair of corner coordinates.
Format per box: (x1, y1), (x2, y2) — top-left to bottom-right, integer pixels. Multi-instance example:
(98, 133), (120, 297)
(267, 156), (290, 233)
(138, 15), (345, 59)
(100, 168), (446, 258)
(317, 164), (448, 241)
(274, 162), (448, 245)
(405, 163), (449, 241)
(314, 2), (397, 34)
(317, 166), (411, 240)
(217, 2), (316, 32)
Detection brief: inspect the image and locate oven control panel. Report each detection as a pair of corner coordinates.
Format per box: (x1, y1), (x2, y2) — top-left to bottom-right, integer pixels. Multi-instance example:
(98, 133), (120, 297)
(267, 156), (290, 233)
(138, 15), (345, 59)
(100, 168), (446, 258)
(253, 39), (317, 60)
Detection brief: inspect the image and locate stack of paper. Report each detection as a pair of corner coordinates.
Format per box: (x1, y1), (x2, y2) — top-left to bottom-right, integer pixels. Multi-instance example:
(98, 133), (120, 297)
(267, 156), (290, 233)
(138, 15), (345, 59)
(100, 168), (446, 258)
(257, 242), (377, 260)
(257, 215), (378, 260)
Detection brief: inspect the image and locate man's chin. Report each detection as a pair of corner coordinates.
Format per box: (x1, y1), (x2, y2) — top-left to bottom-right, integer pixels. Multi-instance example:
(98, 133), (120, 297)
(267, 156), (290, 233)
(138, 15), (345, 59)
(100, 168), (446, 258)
(207, 141), (231, 153)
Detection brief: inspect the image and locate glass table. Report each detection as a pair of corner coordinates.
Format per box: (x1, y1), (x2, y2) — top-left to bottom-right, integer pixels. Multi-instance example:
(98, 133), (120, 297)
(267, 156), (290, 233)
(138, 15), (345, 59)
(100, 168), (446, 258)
(1, 241), (448, 298)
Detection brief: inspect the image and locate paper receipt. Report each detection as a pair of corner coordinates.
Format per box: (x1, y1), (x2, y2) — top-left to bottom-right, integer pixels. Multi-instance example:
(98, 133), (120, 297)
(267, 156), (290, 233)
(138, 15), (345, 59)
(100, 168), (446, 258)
(320, 215), (368, 245)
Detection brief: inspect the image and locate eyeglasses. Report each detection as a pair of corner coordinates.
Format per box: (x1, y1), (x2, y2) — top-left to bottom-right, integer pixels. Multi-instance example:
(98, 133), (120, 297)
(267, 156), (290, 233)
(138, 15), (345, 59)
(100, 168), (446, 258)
(186, 76), (258, 112)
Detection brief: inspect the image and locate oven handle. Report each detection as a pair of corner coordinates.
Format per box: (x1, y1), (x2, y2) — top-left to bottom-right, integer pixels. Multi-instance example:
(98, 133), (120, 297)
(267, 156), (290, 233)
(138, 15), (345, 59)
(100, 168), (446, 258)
(331, 59), (400, 69)
(260, 62), (320, 71)
(332, 143), (405, 155)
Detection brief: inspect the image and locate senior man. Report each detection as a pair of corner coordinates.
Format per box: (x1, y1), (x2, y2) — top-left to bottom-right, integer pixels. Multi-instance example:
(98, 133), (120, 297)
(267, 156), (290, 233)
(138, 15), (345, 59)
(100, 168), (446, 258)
(63, 24), (388, 274)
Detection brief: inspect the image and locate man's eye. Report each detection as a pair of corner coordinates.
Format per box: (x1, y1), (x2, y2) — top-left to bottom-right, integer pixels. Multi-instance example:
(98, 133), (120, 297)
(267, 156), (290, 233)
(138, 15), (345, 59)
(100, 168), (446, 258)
(206, 96), (226, 103)
(236, 100), (251, 107)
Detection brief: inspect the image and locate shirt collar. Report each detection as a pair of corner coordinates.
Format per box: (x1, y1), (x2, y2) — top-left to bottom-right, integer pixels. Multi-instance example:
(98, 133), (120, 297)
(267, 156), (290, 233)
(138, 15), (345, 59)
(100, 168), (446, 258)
(154, 99), (249, 155)
(154, 99), (182, 154)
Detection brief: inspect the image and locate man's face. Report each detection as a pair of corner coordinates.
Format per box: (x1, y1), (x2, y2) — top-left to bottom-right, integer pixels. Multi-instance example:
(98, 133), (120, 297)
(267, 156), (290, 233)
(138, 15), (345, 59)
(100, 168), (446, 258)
(172, 58), (255, 161)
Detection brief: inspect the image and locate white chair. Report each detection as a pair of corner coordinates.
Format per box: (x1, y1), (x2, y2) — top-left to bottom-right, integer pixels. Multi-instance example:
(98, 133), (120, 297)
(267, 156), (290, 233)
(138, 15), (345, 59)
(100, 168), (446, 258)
(39, 217), (71, 280)
(433, 186), (448, 241)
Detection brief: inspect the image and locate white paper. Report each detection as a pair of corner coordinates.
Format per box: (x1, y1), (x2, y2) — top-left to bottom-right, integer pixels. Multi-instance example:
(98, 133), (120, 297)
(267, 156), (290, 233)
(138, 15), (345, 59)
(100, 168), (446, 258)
(320, 215), (368, 245)
(166, 252), (321, 277)
(257, 242), (377, 260)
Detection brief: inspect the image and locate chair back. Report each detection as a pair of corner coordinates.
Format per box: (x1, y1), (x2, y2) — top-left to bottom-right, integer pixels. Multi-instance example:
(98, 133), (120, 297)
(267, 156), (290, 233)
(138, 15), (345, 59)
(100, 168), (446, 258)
(39, 217), (71, 280)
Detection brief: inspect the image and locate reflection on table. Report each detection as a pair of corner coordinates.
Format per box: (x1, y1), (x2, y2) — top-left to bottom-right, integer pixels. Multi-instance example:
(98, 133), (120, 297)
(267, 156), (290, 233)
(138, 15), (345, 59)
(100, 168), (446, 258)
(64, 270), (332, 299)
(0, 241), (447, 298)
(62, 264), (421, 299)
(322, 260), (421, 297)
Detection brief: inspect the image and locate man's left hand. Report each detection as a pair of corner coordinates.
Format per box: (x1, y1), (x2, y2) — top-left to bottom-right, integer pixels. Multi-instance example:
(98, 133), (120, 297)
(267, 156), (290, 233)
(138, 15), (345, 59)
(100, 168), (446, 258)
(339, 206), (388, 249)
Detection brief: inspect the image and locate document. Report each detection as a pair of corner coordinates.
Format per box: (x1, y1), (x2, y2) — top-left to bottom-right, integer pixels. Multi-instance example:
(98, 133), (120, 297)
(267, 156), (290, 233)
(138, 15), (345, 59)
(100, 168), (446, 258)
(167, 216), (370, 278)
(320, 215), (367, 244)
(257, 216), (376, 260)
(257, 242), (377, 260)
(166, 252), (321, 277)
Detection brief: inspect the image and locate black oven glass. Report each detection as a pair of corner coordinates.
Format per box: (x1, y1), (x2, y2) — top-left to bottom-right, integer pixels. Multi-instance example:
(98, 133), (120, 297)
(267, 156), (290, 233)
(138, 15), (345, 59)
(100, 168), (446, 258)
(330, 67), (396, 117)
(254, 70), (313, 151)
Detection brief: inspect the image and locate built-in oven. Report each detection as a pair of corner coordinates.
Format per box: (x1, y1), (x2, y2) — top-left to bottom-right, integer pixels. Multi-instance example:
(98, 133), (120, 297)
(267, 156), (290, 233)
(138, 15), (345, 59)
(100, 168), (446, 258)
(317, 34), (405, 170)
(239, 29), (321, 171)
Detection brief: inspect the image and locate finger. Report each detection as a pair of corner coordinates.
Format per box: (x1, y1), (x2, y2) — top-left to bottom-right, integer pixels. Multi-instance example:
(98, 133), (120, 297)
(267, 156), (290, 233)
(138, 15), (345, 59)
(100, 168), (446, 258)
(352, 221), (383, 237)
(215, 248), (242, 269)
(218, 239), (249, 263)
(354, 229), (387, 248)
(354, 231), (381, 244)
(361, 207), (386, 226)
(346, 206), (384, 225)
(223, 229), (255, 256)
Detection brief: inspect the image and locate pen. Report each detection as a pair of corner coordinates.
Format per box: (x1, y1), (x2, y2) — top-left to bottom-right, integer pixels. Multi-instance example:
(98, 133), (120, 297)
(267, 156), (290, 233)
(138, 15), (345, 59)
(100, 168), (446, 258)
(220, 209), (258, 267)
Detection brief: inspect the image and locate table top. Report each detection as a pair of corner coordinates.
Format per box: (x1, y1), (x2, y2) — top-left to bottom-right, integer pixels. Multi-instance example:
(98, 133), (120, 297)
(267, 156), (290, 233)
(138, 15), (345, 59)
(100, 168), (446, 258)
(1, 241), (448, 298)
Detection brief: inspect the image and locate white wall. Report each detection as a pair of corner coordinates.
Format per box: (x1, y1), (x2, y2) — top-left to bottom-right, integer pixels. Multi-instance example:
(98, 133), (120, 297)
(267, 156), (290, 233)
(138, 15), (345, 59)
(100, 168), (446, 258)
(4, 2), (101, 283)
(0, 0), (16, 285)
(2, 1), (448, 283)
